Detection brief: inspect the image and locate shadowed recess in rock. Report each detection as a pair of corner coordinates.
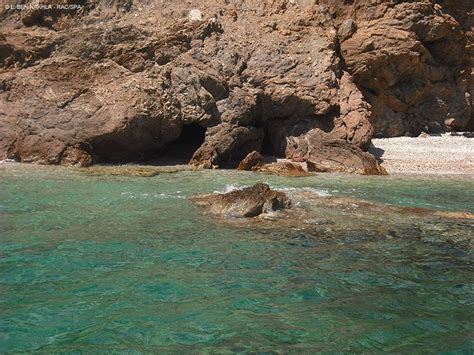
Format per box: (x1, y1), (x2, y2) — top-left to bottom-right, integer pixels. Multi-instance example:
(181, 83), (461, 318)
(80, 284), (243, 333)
(157, 123), (207, 164)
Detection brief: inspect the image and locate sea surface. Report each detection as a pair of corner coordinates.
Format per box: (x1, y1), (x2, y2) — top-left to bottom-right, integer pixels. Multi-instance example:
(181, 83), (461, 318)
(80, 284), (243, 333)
(1, 163), (473, 353)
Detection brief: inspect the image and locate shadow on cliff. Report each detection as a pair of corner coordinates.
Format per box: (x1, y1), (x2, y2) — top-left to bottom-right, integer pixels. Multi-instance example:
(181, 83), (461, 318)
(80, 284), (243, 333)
(368, 143), (385, 164)
(151, 123), (206, 165)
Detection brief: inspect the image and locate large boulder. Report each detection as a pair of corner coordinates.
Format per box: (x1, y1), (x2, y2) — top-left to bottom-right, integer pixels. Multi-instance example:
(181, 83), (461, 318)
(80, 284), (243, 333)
(237, 150), (264, 171)
(286, 129), (388, 175)
(191, 183), (291, 218)
(189, 123), (264, 168)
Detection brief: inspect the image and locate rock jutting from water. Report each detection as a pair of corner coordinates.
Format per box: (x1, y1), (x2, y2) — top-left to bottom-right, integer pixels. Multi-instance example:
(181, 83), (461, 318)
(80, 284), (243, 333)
(192, 183), (474, 247)
(191, 183), (291, 218)
(0, 0), (472, 174)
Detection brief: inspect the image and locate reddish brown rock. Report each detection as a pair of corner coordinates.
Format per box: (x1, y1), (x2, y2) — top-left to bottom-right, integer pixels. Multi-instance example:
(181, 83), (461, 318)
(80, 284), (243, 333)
(0, 0), (471, 173)
(332, 1), (473, 136)
(190, 123), (263, 169)
(331, 72), (373, 150)
(259, 161), (310, 177)
(0, 0), (371, 170)
(237, 151), (264, 171)
(191, 183), (291, 218)
(286, 130), (387, 175)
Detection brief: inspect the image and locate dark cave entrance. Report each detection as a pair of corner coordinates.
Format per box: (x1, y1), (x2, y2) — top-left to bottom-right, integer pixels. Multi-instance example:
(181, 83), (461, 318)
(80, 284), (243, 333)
(259, 121), (288, 159)
(261, 131), (279, 157)
(158, 123), (206, 164)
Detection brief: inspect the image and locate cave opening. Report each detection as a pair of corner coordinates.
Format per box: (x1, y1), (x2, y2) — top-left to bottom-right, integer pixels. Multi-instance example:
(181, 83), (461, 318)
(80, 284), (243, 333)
(158, 123), (206, 164)
(261, 129), (280, 157)
(259, 120), (293, 159)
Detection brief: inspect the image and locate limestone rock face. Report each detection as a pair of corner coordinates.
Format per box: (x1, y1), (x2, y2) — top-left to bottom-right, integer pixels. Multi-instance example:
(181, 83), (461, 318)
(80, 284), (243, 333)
(0, 0), (472, 172)
(191, 183), (291, 218)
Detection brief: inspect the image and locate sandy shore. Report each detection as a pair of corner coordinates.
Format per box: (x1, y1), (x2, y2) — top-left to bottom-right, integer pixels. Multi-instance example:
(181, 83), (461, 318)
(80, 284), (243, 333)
(370, 134), (474, 175)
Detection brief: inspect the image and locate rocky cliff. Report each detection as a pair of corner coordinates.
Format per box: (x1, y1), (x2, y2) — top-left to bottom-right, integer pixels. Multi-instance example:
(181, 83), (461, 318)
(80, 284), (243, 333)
(0, 0), (472, 172)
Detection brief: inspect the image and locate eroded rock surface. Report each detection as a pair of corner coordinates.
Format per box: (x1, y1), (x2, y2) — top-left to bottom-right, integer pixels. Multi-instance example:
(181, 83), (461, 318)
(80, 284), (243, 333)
(0, 0), (472, 171)
(286, 130), (388, 175)
(237, 151), (264, 171)
(189, 123), (263, 169)
(325, 0), (473, 136)
(191, 183), (291, 218)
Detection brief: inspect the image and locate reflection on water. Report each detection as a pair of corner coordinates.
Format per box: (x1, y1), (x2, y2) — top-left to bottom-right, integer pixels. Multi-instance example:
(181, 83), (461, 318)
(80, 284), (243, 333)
(0, 163), (473, 352)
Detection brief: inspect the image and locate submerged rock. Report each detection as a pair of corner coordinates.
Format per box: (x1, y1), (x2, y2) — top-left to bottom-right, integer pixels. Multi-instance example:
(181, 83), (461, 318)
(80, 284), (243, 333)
(258, 161), (310, 177)
(191, 183), (291, 218)
(78, 165), (189, 177)
(193, 185), (474, 247)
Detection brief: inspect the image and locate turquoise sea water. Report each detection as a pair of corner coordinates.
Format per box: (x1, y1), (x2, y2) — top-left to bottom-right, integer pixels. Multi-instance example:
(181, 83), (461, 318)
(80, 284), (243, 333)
(1, 163), (473, 353)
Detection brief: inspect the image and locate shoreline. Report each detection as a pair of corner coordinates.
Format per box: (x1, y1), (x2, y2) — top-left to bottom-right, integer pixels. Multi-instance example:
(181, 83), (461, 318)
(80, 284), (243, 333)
(369, 135), (474, 175)
(2, 134), (473, 177)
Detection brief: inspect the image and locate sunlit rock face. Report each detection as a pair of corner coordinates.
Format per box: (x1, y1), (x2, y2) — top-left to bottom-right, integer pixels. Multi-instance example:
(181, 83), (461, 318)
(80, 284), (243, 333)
(0, 0), (471, 172)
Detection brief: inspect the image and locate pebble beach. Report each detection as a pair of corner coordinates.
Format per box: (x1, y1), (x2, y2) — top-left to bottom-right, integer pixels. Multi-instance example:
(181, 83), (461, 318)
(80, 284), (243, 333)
(370, 135), (474, 175)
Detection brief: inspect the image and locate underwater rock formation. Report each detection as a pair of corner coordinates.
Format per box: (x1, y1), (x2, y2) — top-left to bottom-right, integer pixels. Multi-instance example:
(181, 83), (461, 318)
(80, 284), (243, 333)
(192, 183), (474, 247)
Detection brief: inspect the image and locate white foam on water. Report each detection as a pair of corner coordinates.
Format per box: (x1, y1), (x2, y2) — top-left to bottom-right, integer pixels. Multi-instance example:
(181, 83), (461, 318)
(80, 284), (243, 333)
(212, 184), (332, 197)
(276, 186), (331, 197)
(213, 184), (248, 194)
(259, 210), (281, 221)
(121, 192), (186, 200)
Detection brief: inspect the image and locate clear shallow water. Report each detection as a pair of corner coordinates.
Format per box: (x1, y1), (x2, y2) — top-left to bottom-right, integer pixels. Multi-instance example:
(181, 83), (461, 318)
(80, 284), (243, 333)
(1, 163), (473, 352)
